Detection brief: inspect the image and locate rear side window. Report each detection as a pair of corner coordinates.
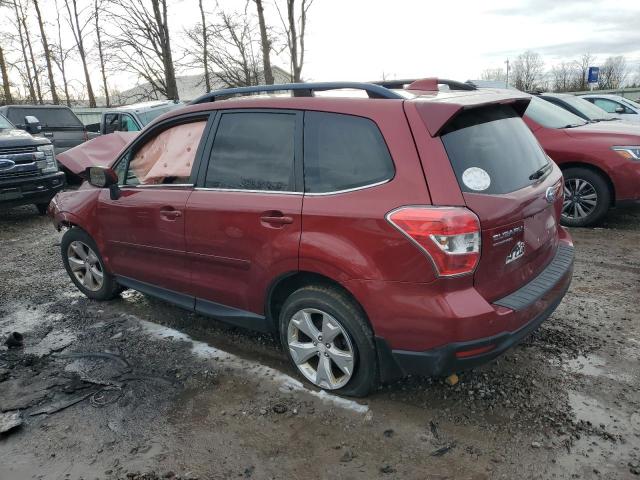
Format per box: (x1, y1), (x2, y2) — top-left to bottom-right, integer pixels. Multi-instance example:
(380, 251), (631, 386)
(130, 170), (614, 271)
(205, 112), (296, 191)
(441, 105), (549, 195)
(304, 112), (394, 193)
(6, 107), (83, 128)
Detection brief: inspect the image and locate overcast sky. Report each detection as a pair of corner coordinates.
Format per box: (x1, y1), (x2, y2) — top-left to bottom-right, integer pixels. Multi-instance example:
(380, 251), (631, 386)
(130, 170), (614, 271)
(5, 0), (640, 93)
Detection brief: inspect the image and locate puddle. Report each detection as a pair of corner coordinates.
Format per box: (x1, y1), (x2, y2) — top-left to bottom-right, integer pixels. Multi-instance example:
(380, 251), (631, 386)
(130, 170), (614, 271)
(562, 354), (634, 383)
(138, 319), (369, 414)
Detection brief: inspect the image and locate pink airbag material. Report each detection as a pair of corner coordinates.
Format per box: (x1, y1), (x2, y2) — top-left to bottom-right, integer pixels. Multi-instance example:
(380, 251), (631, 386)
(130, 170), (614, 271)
(130, 121), (206, 184)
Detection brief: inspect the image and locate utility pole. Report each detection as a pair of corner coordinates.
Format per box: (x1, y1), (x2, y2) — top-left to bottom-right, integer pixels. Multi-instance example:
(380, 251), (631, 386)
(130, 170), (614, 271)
(505, 59), (510, 88)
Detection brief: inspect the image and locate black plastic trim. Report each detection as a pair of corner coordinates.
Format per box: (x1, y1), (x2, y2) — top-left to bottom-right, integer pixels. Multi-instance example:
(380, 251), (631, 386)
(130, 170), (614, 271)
(494, 244), (574, 311)
(115, 275), (270, 332)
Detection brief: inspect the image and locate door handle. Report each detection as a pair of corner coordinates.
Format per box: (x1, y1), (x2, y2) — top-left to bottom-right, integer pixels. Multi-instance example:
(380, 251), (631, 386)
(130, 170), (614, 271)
(160, 208), (182, 220)
(260, 211), (293, 226)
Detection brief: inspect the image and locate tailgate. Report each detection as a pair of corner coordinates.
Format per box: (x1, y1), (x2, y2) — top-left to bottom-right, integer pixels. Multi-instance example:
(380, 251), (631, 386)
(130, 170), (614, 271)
(437, 103), (564, 302)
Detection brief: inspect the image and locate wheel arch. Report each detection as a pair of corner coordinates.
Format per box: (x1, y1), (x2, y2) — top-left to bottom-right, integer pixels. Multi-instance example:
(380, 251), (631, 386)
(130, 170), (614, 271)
(266, 271), (372, 333)
(559, 161), (616, 205)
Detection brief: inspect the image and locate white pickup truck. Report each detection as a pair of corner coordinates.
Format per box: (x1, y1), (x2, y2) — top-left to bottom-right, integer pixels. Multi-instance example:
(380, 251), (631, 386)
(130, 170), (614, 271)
(89, 100), (183, 134)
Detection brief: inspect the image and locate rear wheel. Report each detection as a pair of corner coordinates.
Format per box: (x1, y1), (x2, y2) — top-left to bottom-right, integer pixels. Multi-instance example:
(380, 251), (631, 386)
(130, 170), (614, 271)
(61, 228), (121, 300)
(279, 285), (378, 397)
(561, 167), (611, 227)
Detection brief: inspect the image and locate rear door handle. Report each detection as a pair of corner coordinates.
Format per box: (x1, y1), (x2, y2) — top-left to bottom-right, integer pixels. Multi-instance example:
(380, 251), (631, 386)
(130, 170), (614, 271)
(160, 208), (182, 220)
(260, 211), (293, 226)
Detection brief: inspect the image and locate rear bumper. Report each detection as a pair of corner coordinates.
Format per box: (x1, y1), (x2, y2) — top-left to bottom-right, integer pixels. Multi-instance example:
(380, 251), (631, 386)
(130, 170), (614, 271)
(0, 171), (66, 208)
(375, 242), (574, 381)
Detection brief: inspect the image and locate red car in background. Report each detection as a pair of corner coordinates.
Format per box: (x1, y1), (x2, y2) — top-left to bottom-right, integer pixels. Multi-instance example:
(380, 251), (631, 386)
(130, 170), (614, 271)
(523, 96), (640, 227)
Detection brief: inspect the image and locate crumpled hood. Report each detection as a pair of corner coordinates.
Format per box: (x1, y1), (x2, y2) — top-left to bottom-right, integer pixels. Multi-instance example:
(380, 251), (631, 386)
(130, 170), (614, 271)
(56, 131), (139, 175)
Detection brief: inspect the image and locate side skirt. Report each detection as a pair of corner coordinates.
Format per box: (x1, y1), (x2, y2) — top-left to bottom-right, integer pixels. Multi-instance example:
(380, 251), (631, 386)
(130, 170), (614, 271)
(115, 275), (271, 333)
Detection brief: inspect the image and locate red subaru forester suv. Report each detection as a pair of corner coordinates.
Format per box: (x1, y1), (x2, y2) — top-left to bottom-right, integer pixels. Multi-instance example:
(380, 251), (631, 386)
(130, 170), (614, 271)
(50, 79), (574, 396)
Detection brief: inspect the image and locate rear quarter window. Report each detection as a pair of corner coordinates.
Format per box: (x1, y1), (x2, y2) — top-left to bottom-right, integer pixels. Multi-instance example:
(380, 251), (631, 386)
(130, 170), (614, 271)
(441, 104), (549, 195)
(303, 112), (394, 193)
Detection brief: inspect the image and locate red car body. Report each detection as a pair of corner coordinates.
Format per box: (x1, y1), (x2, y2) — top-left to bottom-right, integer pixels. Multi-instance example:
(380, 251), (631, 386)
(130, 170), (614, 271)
(524, 116), (640, 204)
(51, 81), (574, 385)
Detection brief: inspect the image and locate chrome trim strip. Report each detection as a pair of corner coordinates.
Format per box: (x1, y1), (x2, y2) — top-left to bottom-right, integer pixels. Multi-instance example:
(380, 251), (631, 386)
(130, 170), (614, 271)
(192, 178), (391, 196)
(304, 179), (391, 196)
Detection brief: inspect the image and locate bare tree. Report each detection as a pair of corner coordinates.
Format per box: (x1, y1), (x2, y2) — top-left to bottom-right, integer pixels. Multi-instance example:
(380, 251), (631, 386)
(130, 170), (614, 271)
(551, 62), (578, 92)
(64, 0), (96, 107)
(598, 56), (627, 90)
(4, 0), (37, 101)
(512, 50), (544, 91)
(480, 68), (506, 82)
(106, 0), (179, 100)
(15, 0), (43, 102)
(275, 0), (313, 82)
(0, 44), (13, 103)
(32, 0), (59, 104)
(94, 0), (110, 106)
(253, 0), (273, 85)
(52, 0), (72, 106)
(197, 0), (211, 92)
(573, 53), (596, 91)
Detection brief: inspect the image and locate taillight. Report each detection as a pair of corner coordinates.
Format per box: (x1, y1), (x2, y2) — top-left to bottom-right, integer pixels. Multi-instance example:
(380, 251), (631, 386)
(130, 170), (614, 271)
(386, 206), (481, 277)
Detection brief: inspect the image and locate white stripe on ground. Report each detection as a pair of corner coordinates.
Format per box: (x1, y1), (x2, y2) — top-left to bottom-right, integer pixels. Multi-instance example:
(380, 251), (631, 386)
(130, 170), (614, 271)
(138, 319), (369, 414)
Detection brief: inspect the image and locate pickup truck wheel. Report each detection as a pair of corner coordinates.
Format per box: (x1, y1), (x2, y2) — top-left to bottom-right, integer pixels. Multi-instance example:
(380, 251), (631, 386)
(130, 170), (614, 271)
(35, 203), (49, 215)
(61, 228), (121, 300)
(561, 167), (611, 227)
(279, 285), (379, 397)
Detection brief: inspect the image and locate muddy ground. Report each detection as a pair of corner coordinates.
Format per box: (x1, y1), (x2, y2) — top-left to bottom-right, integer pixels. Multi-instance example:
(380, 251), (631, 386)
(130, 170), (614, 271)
(0, 204), (638, 480)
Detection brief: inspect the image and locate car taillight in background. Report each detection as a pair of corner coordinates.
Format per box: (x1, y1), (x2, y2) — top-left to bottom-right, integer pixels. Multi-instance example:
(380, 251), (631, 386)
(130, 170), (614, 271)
(386, 206), (481, 277)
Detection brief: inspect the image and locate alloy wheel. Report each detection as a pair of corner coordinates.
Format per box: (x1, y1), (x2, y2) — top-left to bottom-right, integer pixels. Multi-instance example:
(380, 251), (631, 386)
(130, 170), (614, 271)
(287, 308), (355, 390)
(67, 241), (104, 292)
(562, 178), (598, 221)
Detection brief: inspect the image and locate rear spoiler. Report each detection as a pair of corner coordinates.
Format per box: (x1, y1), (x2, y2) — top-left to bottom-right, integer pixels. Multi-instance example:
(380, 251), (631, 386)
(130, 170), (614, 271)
(412, 93), (532, 137)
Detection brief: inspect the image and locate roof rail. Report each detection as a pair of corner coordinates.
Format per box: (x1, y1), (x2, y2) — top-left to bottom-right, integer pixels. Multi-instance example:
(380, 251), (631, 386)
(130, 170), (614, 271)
(373, 78), (477, 91)
(189, 81), (405, 104)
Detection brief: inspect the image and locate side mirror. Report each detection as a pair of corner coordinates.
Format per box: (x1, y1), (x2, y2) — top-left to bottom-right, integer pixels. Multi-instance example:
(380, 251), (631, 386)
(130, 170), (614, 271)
(24, 115), (41, 134)
(615, 106), (625, 114)
(86, 166), (120, 200)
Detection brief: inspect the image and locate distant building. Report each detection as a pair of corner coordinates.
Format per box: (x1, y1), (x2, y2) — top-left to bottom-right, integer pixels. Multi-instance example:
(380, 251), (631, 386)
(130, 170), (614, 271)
(118, 66), (291, 103)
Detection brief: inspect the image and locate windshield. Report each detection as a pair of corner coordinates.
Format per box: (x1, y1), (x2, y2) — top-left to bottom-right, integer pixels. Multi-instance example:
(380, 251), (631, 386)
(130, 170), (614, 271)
(525, 96), (588, 128)
(554, 95), (616, 121)
(137, 105), (179, 126)
(620, 97), (640, 110)
(0, 114), (14, 130)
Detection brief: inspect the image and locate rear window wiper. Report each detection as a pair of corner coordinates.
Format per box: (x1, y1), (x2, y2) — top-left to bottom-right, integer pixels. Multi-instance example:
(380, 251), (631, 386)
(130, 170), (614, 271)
(529, 163), (551, 181)
(561, 123), (583, 129)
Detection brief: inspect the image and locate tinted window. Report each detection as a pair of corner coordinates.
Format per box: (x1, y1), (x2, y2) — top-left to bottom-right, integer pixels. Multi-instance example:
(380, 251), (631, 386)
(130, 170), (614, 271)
(525, 96), (587, 128)
(121, 114), (140, 132)
(205, 112), (296, 191)
(441, 104), (549, 195)
(593, 98), (622, 114)
(5, 107), (83, 128)
(304, 112), (394, 193)
(125, 120), (206, 185)
(552, 95), (615, 121)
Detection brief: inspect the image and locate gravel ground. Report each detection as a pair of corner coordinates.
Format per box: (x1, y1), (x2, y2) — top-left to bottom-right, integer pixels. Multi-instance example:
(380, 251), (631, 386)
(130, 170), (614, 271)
(0, 204), (639, 480)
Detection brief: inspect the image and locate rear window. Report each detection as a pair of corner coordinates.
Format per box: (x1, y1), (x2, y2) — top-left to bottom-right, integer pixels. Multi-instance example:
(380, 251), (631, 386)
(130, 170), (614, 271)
(525, 96), (587, 128)
(304, 112), (394, 193)
(441, 104), (549, 195)
(5, 107), (83, 128)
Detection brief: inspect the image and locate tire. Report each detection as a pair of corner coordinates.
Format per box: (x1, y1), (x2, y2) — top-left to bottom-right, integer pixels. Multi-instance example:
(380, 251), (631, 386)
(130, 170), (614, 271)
(561, 167), (611, 227)
(61, 227), (121, 301)
(35, 203), (49, 215)
(279, 285), (378, 397)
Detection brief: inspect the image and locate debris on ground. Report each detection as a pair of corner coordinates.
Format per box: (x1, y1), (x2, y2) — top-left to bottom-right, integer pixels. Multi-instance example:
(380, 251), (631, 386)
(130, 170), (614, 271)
(4, 332), (24, 349)
(445, 373), (459, 386)
(0, 411), (22, 434)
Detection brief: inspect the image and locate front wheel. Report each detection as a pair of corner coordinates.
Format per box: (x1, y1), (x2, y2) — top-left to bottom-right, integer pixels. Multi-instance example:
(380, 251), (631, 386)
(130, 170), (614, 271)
(279, 285), (378, 397)
(61, 228), (121, 300)
(561, 167), (611, 227)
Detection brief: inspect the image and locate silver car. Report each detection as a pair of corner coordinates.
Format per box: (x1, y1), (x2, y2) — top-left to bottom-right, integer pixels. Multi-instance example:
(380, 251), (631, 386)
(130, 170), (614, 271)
(580, 94), (640, 123)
